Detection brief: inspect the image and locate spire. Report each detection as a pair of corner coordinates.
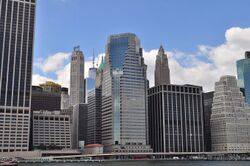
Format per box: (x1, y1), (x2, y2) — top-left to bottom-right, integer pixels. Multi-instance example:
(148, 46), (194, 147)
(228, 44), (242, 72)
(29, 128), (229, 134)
(159, 45), (165, 54)
(92, 48), (95, 68)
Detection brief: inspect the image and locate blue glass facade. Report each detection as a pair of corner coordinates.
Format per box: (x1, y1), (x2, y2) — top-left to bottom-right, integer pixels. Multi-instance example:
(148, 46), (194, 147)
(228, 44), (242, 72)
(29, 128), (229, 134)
(102, 33), (148, 151)
(237, 52), (250, 106)
(109, 36), (129, 143)
(110, 38), (129, 70)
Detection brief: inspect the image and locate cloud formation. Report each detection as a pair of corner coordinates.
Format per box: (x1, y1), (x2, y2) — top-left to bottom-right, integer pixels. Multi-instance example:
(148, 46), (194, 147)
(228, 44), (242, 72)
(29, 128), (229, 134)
(33, 27), (250, 92)
(35, 52), (70, 73)
(33, 52), (104, 88)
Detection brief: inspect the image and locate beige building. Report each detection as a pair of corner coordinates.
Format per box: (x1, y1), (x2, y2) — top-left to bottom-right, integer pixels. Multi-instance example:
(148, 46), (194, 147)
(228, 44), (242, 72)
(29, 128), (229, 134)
(211, 75), (250, 152)
(33, 111), (71, 149)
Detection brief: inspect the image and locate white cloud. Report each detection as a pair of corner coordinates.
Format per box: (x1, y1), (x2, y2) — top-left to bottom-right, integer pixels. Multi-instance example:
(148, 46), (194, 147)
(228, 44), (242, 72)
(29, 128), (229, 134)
(32, 74), (54, 86)
(33, 52), (105, 88)
(35, 52), (70, 73)
(33, 27), (250, 92)
(144, 27), (250, 91)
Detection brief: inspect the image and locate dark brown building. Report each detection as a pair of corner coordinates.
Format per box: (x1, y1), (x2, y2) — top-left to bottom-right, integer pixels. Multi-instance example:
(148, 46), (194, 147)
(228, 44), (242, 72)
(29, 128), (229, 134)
(31, 86), (61, 111)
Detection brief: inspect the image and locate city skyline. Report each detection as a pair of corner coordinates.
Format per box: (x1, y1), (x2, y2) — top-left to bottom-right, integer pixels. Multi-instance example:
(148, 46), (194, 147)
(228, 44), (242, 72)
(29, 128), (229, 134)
(1, 0), (250, 160)
(33, 0), (250, 92)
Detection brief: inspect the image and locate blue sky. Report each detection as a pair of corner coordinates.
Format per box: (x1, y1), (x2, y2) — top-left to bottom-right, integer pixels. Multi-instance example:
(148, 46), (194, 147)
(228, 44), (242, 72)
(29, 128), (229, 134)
(33, 0), (250, 91)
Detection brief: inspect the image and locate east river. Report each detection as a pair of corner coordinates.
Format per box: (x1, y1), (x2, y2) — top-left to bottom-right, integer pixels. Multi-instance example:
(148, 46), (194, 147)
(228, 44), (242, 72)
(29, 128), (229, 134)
(19, 160), (250, 166)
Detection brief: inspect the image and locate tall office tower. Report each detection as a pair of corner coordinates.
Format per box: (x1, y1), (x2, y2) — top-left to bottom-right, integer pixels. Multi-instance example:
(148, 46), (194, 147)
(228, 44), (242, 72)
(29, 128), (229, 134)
(61, 87), (70, 110)
(211, 75), (250, 152)
(102, 33), (151, 153)
(0, 0), (36, 152)
(95, 56), (104, 88)
(237, 51), (250, 106)
(203, 91), (214, 152)
(154, 45), (170, 86)
(148, 84), (205, 153)
(86, 61), (104, 145)
(86, 60), (104, 145)
(87, 88), (102, 145)
(71, 103), (88, 149)
(70, 46), (85, 106)
(85, 57), (97, 103)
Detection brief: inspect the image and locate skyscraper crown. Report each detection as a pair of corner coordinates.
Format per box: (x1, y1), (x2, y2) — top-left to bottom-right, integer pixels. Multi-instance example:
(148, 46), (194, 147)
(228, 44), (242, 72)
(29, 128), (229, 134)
(245, 51), (250, 59)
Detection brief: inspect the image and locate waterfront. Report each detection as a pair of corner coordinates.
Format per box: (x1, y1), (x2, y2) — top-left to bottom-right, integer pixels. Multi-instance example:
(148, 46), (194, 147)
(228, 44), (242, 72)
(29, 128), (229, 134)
(19, 160), (250, 166)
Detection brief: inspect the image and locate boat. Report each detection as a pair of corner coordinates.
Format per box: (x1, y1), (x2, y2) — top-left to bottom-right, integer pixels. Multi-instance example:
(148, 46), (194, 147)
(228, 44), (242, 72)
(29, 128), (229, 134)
(0, 159), (18, 166)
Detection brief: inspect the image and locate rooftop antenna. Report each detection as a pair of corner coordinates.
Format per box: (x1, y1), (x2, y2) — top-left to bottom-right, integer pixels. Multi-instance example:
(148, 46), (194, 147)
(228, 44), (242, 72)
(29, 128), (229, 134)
(92, 48), (95, 68)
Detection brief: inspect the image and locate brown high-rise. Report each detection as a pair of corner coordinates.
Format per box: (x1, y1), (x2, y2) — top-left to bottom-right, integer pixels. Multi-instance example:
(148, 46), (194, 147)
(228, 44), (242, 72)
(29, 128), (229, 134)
(154, 45), (170, 86)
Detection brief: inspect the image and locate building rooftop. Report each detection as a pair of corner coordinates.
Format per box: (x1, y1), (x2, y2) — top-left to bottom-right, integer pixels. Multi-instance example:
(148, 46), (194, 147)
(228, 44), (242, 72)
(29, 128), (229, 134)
(85, 144), (103, 148)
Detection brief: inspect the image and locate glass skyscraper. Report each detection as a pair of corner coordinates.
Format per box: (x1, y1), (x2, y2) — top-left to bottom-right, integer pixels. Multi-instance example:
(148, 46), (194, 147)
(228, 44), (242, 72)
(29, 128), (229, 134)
(102, 33), (151, 153)
(0, 0), (36, 152)
(237, 51), (250, 106)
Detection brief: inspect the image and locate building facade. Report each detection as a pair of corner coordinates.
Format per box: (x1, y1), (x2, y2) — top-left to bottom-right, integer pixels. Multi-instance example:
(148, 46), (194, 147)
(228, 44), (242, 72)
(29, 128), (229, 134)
(70, 46), (85, 106)
(31, 86), (61, 111)
(101, 33), (151, 152)
(71, 103), (88, 149)
(61, 87), (70, 110)
(203, 91), (214, 152)
(87, 88), (102, 145)
(148, 84), (205, 153)
(154, 45), (170, 86)
(32, 111), (71, 149)
(0, 0), (36, 152)
(211, 75), (250, 152)
(237, 51), (250, 106)
(85, 63), (97, 103)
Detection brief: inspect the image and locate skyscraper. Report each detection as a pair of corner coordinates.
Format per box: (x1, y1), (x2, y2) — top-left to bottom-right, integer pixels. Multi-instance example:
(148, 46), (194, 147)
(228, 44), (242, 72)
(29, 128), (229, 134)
(87, 88), (102, 145)
(61, 87), (70, 110)
(85, 55), (97, 103)
(237, 51), (250, 106)
(148, 84), (205, 153)
(0, 0), (36, 152)
(102, 33), (151, 153)
(154, 45), (170, 86)
(70, 46), (85, 106)
(211, 75), (250, 152)
(203, 91), (214, 152)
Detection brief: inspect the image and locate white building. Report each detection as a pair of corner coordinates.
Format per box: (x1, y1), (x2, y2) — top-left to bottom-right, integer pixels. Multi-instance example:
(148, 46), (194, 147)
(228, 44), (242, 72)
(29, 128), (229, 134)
(211, 75), (250, 152)
(70, 46), (85, 106)
(61, 87), (70, 110)
(33, 111), (71, 149)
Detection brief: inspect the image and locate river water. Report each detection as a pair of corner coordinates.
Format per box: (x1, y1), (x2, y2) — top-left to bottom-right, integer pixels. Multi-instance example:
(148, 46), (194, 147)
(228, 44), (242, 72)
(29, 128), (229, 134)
(19, 160), (250, 166)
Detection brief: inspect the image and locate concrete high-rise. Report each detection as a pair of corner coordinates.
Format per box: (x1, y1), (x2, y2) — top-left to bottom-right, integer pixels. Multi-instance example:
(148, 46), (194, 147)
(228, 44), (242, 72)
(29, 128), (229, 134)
(61, 87), (70, 110)
(70, 46), (88, 149)
(101, 33), (151, 153)
(211, 75), (250, 152)
(0, 0), (36, 152)
(70, 46), (85, 106)
(237, 51), (250, 106)
(154, 45), (170, 86)
(148, 84), (205, 153)
(32, 110), (71, 150)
